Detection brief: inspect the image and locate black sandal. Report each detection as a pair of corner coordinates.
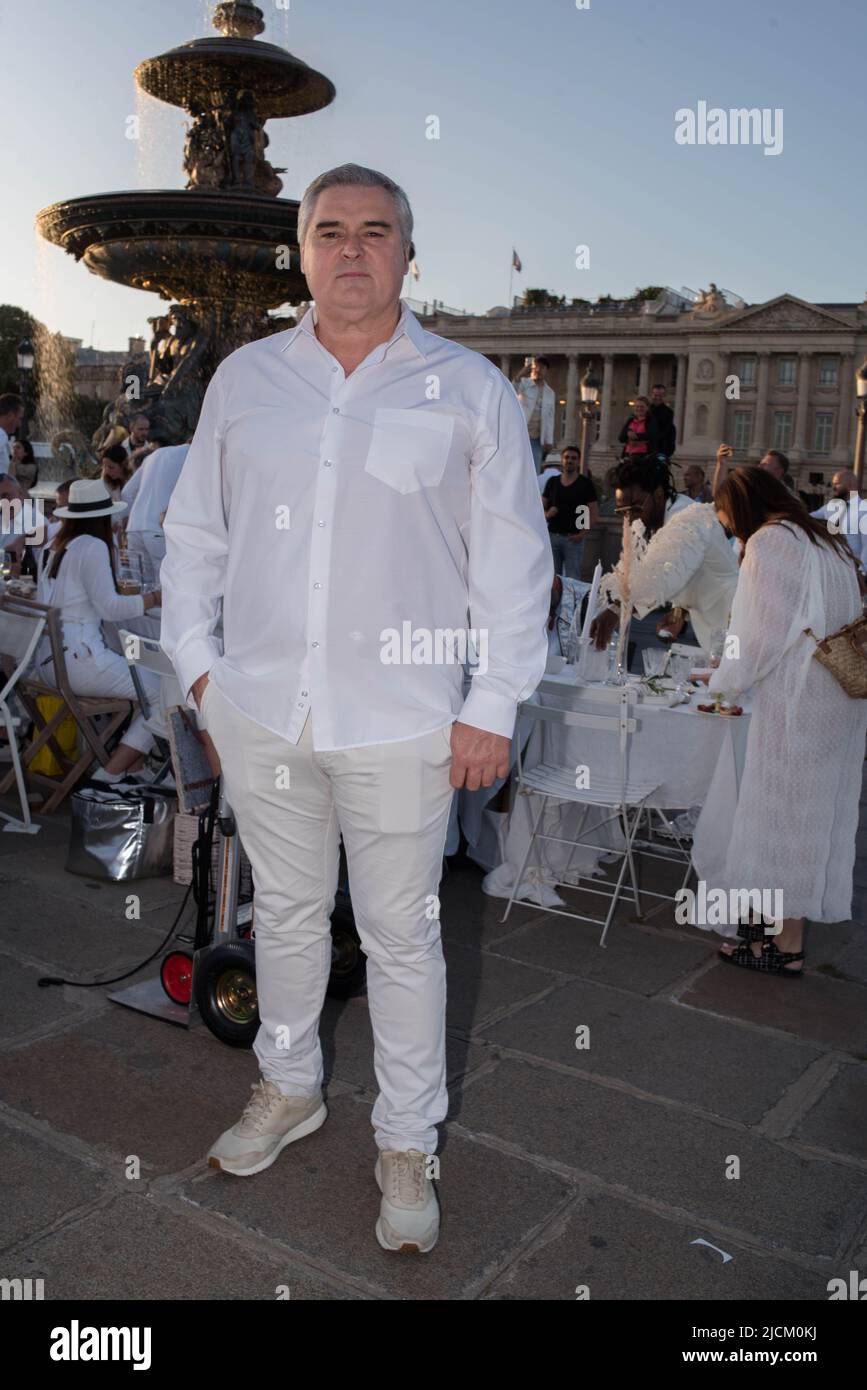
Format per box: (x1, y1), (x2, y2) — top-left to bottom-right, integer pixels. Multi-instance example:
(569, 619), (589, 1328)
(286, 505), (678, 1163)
(719, 940), (805, 977)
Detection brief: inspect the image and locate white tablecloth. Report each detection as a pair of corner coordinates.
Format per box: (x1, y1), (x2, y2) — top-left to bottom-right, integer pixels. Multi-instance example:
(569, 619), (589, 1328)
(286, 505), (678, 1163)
(482, 669), (751, 906)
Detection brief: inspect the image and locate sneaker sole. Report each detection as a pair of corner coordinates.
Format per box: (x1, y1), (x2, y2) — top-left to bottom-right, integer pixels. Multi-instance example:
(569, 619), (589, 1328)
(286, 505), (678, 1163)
(208, 1102), (327, 1177)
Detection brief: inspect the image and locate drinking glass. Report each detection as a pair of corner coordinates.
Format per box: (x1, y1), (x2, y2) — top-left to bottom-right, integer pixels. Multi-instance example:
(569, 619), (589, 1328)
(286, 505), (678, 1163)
(708, 628), (727, 668)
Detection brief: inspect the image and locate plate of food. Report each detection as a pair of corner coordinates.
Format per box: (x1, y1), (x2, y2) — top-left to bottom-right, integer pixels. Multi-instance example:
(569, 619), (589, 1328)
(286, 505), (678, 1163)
(696, 698), (744, 717)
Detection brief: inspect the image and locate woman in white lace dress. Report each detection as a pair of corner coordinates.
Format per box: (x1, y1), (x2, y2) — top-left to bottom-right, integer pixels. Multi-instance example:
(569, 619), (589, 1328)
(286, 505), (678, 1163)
(701, 467), (866, 975)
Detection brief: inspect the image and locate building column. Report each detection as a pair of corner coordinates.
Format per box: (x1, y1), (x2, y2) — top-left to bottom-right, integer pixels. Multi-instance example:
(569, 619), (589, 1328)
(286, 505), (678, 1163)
(597, 353), (615, 452)
(832, 354), (854, 463)
(564, 353), (579, 442)
(791, 351), (812, 460)
(709, 351), (729, 443)
(749, 350), (771, 460)
(674, 353), (688, 446)
(499, 353), (511, 378)
(638, 354), (650, 397)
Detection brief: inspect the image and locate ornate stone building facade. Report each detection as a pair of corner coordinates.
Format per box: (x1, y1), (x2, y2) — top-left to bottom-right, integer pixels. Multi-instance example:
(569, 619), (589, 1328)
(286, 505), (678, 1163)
(419, 291), (867, 492)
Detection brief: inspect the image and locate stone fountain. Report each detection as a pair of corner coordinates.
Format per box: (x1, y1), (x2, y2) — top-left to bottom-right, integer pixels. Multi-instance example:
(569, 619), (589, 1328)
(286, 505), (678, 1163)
(36, 1), (334, 448)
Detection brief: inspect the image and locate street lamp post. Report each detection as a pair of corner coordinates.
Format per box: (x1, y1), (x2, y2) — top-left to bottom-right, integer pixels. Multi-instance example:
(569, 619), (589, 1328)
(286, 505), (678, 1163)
(16, 337), (35, 443)
(578, 361), (601, 476)
(854, 357), (867, 488)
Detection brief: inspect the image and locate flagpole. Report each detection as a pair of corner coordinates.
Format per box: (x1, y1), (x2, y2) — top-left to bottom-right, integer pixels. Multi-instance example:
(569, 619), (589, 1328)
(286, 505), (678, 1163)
(509, 258), (514, 309)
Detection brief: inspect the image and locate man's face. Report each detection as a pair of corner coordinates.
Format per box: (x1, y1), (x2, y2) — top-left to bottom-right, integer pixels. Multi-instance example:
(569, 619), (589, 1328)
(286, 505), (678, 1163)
(615, 483), (665, 533)
(560, 450), (580, 473)
(0, 407), (23, 433)
(130, 418), (149, 445)
(300, 184), (408, 322)
(831, 473), (848, 498)
(651, 387), (666, 405)
(530, 360), (547, 383)
(684, 467), (702, 493)
(759, 453), (785, 481)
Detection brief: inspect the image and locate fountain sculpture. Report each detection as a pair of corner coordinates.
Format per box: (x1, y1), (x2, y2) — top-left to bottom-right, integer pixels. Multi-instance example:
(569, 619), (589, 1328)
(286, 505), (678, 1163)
(36, 1), (334, 448)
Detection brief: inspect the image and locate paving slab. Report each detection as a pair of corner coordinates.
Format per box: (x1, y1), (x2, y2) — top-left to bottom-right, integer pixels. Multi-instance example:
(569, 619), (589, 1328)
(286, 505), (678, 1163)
(0, 952), (89, 1040)
(181, 1091), (572, 1299)
(438, 858), (551, 946)
(480, 979), (820, 1123)
(482, 1192), (826, 1301)
(486, 916), (713, 997)
(0, 1118), (107, 1252)
(680, 963), (867, 1057)
(443, 937), (559, 1033)
(0, 1004), (259, 1175)
(455, 1058), (867, 1258)
(16, 1191), (360, 1300)
(0, 849), (186, 915)
(793, 1064), (867, 1162)
(0, 881), (182, 976)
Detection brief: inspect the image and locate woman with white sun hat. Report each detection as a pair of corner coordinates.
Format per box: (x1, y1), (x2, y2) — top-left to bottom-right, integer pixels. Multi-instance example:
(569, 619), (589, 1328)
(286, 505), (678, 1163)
(37, 478), (163, 783)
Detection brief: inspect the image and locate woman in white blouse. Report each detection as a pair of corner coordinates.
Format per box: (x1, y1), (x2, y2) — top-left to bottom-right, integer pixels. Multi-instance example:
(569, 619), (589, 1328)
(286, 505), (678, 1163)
(37, 479), (162, 783)
(702, 467), (866, 975)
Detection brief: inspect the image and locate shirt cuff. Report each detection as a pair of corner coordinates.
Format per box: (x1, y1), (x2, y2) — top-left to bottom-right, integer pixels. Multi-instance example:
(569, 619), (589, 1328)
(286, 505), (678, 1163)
(457, 686), (518, 740)
(170, 636), (220, 710)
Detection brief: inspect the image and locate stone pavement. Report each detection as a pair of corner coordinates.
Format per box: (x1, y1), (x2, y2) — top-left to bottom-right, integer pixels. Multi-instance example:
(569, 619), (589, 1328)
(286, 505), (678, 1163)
(0, 777), (866, 1302)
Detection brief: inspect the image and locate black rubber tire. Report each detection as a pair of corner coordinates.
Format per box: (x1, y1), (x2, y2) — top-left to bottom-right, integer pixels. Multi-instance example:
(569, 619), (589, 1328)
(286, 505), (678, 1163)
(194, 940), (259, 1048)
(327, 896), (367, 999)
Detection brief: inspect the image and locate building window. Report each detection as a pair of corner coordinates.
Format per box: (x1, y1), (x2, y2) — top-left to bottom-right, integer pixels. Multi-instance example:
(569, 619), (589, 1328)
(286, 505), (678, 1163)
(773, 410), (793, 450)
(738, 358), (756, 387)
(813, 411), (834, 455)
(732, 410), (752, 453)
(777, 358), (796, 386)
(818, 357), (839, 387)
(694, 402), (709, 436)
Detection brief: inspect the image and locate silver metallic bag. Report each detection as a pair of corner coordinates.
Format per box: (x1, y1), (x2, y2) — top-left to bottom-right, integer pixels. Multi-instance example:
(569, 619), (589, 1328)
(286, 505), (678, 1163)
(66, 785), (177, 880)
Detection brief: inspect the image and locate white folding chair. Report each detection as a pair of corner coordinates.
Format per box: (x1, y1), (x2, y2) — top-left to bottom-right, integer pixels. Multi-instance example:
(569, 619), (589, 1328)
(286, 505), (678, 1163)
(116, 625), (176, 784)
(0, 596), (47, 832)
(502, 682), (659, 946)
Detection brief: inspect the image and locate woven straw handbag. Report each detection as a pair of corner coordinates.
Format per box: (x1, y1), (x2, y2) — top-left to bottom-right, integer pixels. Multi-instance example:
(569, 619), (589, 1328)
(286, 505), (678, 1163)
(805, 616), (867, 698)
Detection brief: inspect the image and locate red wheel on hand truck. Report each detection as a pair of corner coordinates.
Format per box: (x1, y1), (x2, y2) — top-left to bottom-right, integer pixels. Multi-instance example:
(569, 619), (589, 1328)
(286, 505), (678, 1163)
(160, 950), (194, 1006)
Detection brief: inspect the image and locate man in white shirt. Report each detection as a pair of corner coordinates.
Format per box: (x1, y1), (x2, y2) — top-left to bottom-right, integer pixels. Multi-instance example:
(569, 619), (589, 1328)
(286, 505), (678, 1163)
(591, 457), (738, 652)
(160, 163), (552, 1251)
(513, 357), (555, 474)
(811, 469), (867, 574)
(0, 394), (23, 480)
(126, 442), (190, 587)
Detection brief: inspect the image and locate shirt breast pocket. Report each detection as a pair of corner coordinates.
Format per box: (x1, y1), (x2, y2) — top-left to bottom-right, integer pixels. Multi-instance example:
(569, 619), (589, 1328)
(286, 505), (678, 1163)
(364, 408), (454, 495)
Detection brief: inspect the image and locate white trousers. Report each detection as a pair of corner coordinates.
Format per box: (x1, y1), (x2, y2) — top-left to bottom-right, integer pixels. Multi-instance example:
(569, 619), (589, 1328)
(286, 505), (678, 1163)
(40, 645), (162, 755)
(126, 531), (165, 590)
(201, 679), (455, 1154)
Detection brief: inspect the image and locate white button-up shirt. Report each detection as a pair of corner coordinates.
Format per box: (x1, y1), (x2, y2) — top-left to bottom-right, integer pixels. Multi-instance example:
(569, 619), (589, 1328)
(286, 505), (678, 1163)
(160, 302), (553, 751)
(128, 444), (190, 533)
(811, 495), (867, 571)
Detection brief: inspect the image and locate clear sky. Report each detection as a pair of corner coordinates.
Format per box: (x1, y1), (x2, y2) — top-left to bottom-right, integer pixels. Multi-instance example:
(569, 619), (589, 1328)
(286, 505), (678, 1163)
(1, 0), (864, 348)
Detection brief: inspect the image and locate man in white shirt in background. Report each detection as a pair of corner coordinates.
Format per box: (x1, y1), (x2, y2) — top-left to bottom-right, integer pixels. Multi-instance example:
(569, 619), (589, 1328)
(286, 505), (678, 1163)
(0, 394), (24, 482)
(160, 163), (552, 1253)
(126, 442), (190, 588)
(514, 356), (555, 474)
(811, 469), (867, 576)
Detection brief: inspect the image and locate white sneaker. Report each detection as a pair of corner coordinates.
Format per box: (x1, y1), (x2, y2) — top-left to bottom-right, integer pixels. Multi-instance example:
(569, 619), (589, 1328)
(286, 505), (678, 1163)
(207, 1078), (326, 1177)
(375, 1149), (440, 1253)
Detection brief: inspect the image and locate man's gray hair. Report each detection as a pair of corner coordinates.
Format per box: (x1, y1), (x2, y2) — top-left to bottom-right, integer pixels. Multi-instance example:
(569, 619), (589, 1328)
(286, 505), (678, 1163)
(297, 163), (414, 249)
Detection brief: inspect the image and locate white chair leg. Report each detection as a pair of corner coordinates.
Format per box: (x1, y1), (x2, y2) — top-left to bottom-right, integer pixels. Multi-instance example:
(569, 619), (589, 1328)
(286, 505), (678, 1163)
(501, 790), (547, 922)
(0, 704), (35, 832)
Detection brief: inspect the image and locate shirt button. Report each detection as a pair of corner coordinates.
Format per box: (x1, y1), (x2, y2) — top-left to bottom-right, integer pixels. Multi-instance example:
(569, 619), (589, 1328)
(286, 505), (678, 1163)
(301, 690), (308, 697)
(332, 407), (339, 414)
(323, 459), (332, 467)
(312, 641), (320, 648)
(331, 366), (338, 373)
(313, 582), (322, 589)
(317, 520), (325, 527)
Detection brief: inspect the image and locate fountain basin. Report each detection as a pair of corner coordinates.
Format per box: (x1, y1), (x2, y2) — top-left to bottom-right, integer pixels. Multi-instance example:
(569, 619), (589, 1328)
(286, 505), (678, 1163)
(135, 38), (335, 119)
(36, 189), (307, 304)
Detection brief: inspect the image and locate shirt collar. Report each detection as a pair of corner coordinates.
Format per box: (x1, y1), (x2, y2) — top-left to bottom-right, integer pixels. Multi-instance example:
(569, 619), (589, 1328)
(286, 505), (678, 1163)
(281, 299), (427, 363)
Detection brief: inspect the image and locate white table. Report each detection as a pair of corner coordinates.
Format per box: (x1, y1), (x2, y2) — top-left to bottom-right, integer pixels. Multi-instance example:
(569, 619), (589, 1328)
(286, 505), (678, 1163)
(482, 668), (751, 906)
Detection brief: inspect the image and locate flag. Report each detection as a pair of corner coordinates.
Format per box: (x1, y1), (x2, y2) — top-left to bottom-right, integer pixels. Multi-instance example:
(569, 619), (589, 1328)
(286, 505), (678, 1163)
(512, 249), (522, 273)
(409, 258), (420, 280)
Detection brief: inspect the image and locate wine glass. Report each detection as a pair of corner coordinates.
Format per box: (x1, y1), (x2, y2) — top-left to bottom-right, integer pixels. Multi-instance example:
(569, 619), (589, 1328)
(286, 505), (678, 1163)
(708, 628), (727, 669)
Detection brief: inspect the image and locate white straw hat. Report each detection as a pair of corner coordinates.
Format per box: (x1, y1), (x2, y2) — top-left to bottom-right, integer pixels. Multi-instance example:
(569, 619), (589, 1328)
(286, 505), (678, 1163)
(54, 478), (127, 519)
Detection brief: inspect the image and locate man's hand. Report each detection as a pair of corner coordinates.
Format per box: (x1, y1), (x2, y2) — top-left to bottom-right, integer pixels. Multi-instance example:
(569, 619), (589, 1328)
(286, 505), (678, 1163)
(191, 671), (210, 710)
(589, 606), (618, 651)
(447, 721), (511, 792)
